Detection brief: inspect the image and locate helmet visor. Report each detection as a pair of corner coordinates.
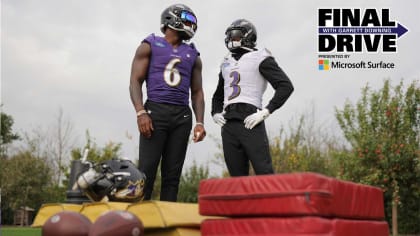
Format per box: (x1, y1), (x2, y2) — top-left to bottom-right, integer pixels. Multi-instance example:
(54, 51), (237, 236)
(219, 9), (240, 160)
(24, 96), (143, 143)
(180, 11), (197, 24)
(226, 29), (244, 41)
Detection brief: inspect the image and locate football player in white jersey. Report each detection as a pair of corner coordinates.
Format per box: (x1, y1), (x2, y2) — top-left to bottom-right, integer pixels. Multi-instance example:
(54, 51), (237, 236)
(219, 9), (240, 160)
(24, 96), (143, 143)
(211, 19), (294, 176)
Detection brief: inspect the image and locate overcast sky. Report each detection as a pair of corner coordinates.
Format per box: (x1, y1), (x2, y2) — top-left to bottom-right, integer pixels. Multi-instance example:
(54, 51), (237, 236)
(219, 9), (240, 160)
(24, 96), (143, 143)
(1, 0), (419, 176)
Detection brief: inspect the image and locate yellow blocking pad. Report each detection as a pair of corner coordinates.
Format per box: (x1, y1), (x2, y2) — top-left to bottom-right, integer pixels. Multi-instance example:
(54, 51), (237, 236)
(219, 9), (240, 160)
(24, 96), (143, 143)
(80, 201), (131, 222)
(32, 203), (83, 227)
(127, 201), (208, 229)
(32, 201), (219, 231)
(144, 227), (201, 236)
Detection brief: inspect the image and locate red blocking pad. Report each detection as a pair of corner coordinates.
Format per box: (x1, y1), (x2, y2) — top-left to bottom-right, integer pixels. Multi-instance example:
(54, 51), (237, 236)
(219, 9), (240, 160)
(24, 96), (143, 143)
(201, 217), (389, 236)
(199, 172), (384, 219)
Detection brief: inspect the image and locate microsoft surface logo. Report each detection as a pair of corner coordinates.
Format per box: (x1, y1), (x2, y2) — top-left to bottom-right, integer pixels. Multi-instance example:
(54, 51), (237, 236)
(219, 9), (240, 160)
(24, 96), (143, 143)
(319, 59), (329, 70)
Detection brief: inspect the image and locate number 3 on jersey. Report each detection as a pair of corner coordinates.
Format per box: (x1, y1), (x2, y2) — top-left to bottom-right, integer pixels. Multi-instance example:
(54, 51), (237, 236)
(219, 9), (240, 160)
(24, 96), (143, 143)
(164, 58), (182, 87)
(228, 71), (241, 100)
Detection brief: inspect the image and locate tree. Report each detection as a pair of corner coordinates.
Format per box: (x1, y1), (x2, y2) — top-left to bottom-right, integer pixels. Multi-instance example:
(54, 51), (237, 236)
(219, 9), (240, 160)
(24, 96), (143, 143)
(8, 109), (76, 186)
(270, 108), (343, 176)
(0, 113), (72, 224)
(335, 79), (420, 235)
(63, 130), (123, 189)
(0, 150), (64, 225)
(46, 108), (75, 185)
(0, 111), (20, 157)
(178, 161), (211, 203)
(69, 130), (122, 163)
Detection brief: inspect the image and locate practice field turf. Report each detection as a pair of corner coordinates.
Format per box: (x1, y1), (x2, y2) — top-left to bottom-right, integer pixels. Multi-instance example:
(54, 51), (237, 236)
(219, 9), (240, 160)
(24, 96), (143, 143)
(1, 227), (41, 236)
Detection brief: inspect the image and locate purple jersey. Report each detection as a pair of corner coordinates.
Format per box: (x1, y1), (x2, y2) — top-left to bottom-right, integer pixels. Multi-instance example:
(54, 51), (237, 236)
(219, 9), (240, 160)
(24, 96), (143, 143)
(143, 34), (199, 106)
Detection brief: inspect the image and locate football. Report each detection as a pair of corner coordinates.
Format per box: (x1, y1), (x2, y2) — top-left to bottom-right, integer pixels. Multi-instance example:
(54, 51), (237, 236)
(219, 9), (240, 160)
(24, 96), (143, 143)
(42, 211), (92, 236)
(89, 210), (144, 236)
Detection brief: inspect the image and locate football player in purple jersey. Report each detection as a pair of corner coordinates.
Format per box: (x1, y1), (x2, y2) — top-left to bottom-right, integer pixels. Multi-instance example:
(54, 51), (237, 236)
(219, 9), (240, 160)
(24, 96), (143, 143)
(211, 19), (294, 176)
(129, 4), (205, 201)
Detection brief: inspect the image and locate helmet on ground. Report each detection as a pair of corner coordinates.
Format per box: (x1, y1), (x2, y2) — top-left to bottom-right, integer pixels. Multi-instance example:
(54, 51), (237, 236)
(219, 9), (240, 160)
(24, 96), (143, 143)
(160, 4), (198, 40)
(77, 159), (146, 202)
(225, 19), (257, 52)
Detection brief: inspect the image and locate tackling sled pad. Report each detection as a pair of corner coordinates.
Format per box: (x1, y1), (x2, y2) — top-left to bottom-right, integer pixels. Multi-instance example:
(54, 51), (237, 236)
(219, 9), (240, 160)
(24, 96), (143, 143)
(201, 217), (389, 236)
(199, 172), (384, 219)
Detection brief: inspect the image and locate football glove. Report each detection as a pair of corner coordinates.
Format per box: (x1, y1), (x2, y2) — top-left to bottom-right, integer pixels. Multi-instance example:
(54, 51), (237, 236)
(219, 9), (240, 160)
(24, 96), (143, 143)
(212, 112), (226, 127)
(244, 108), (270, 129)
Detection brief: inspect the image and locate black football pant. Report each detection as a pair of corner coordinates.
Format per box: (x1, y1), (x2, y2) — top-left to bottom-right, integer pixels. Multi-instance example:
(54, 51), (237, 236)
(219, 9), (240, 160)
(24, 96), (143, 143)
(139, 101), (192, 202)
(221, 120), (274, 176)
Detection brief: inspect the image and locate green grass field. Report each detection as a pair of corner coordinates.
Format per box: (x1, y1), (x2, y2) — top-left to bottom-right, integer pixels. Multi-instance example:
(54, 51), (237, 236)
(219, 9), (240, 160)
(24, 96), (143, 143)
(1, 227), (41, 236)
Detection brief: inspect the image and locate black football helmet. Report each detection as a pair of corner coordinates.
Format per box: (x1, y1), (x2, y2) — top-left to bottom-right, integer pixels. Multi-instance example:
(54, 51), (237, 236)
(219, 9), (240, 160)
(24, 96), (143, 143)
(225, 19), (257, 52)
(160, 4), (198, 40)
(76, 159), (146, 202)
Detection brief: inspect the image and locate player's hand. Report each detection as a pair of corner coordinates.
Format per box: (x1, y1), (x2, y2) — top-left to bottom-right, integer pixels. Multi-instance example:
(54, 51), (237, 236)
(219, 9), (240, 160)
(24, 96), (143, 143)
(193, 123), (206, 143)
(244, 108), (270, 129)
(137, 113), (154, 138)
(212, 112), (226, 127)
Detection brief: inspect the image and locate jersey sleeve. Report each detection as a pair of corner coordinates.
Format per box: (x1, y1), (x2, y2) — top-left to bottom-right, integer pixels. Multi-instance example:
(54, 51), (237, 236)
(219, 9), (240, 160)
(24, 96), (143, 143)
(211, 72), (225, 115)
(259, 56), (294, 113)
(142, 33), (156, 45)
(189, 43), (200, 56)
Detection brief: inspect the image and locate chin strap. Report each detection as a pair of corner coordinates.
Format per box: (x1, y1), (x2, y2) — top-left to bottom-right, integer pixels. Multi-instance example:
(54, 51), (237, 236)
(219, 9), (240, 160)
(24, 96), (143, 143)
(240, 46), (254, 51)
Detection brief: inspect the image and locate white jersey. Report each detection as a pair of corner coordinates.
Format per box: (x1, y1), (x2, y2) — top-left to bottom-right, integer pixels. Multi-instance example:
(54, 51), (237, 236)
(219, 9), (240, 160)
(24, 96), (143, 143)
(221, 48), (271, 109)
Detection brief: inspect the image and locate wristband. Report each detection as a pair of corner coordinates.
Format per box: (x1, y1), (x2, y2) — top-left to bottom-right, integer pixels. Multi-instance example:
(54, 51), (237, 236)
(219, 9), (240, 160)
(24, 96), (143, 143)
(196, 122), (204, 126)
(136, 110), (148, 117)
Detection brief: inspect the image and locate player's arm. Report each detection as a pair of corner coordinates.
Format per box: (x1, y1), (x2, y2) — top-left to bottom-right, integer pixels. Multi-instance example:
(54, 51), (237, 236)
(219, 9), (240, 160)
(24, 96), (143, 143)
(211, 72), (225, 115)
(211, 72), (226, 127)
(244, 57), (294, 129)
(190, 56), (206, 142)
(259, 57), (294, 113)
(129, 42), (154, 138)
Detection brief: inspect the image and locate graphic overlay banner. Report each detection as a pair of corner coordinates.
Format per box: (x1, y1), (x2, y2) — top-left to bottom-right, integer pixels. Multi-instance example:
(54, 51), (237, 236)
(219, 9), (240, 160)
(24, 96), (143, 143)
(317, 8), (409, 71)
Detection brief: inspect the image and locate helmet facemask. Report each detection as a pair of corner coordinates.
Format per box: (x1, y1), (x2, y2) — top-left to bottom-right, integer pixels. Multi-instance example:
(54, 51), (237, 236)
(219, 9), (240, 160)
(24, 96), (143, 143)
(178, 10), (197, 39)
(76, 168), (114, 202)
(225, 29), (244, 51)
(224, 19), (257, 53)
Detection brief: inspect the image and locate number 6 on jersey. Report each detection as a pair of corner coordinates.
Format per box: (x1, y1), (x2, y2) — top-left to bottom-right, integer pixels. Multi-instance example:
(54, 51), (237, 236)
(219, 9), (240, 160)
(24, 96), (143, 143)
(164, 58), (182, 87)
